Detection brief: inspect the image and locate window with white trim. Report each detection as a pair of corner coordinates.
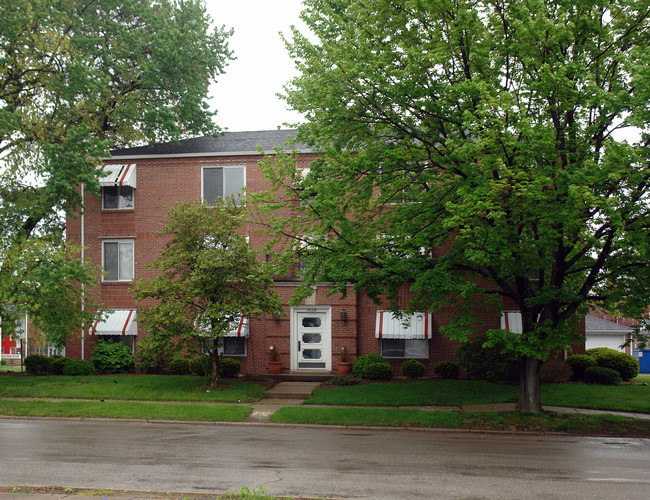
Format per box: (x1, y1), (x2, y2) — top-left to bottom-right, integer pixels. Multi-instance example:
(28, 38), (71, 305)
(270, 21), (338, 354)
(103, 240), (134, 281)
(381, 339), (428, 358)
(202, 166), (245, 203)
(103, 185), (134, 209)
(501, 311), (523, 334)
(375, 310), (431, 359)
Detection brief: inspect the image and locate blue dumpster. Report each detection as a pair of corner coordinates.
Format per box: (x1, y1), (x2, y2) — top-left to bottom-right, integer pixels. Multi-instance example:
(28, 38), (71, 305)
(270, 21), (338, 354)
(634, 350), (650, 373)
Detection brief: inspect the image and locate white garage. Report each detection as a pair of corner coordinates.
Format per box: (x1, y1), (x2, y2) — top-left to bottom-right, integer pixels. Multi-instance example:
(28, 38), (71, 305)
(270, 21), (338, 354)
(585, 315), (632, 353)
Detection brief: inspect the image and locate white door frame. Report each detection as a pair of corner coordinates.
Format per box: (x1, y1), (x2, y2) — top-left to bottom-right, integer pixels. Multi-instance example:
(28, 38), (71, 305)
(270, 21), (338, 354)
(290, 306), (331, 371)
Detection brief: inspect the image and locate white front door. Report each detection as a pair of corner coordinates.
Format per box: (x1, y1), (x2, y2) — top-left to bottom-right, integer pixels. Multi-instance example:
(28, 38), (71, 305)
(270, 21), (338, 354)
(291, 307), (331, 371)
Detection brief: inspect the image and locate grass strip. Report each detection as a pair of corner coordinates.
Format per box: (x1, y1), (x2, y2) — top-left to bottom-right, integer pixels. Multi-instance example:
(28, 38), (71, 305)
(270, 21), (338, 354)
(0, 399), (251, 421)
(271, 406), (650, 437)
(541, 382), (650, 413)
(306, 380), (519, 406)
(0, 375), (266, 402)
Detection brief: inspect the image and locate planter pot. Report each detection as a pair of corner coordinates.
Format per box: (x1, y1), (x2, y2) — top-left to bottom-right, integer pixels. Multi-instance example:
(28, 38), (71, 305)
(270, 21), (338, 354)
(337, 362), (352, 375)
(268, 361), (282, 374)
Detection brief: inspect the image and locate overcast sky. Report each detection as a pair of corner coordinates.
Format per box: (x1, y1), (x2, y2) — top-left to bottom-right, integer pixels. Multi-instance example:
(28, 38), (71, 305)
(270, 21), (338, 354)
(206, 1), (307, 132)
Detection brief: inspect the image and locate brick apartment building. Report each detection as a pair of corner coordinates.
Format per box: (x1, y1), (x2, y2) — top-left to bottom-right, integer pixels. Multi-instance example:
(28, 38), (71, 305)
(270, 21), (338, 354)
(65, 129), (584, 376)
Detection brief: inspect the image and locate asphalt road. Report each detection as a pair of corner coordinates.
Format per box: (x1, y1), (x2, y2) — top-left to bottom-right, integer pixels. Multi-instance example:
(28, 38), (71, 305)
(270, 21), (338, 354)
(1, 418), (649, 499)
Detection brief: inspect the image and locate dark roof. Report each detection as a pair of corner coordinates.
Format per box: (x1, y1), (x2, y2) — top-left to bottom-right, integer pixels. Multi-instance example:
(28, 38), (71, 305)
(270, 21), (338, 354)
(110, 129), (308, 157)
(585, 315), (633, 333)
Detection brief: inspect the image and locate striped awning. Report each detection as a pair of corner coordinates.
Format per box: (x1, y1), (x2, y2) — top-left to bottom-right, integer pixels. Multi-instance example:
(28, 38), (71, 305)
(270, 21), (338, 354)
(375, 311), (432, 339)
(91, 310), (137, 336)
(99, 164), (137, 188)
(225, 316), (249, 337)
(501, 311), (523, 334)
(196, 316), (249, 337)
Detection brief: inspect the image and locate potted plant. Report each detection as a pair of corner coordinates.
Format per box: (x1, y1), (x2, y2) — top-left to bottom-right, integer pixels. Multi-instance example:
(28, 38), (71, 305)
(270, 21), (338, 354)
(337, 346), (353, 375)
(267, 345), (282, 374)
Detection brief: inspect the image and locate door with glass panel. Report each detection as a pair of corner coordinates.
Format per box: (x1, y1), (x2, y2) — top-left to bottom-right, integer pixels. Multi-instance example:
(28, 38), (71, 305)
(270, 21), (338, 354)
(293, 308), (331, 370)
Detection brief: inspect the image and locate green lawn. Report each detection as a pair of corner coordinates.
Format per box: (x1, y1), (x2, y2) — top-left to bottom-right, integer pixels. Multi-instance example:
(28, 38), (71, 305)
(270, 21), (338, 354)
(307, 379), (650, 413)
(0, 399), (250, 421)
(271, 406), (650, 436)
(0, 374), (267, 402)
(306, 380), (519, 406)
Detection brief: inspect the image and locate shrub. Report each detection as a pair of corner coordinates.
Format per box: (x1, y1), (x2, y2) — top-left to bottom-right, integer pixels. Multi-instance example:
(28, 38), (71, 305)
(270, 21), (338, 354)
(364, 362), (393, 380)
(434, 360), (460, 379)
(49, 356), (72, 375)
(402, 359), (426, 379)
(539, 359), (573, 384)
(353, 353), (389, 378)
(583, 366), (622, 385)
(565, 354), (597, 381)
(1, 359), (7, 365)
(219, 357), (242, 378)
(169, 358), (191, 375)
(24, 354), (52, 375)
(64, 359), (95, 376)
(136, 332), (178, 374)
(190, 356), (211, 376)
(589, 348), (639, 381)
(91, 340), (135, 374)
(456, 333), (519, 382)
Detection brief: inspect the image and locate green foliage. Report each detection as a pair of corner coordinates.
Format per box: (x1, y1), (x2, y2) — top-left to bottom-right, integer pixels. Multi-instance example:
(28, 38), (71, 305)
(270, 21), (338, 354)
(401, 359), (426, 379)
(583, 366), (622, 386)
(219, 358), (242, 378)
(0, 359), (6, 365)
(24, 355), (52, 375)
(352, 353), (389, 379)
(64, 359), (95, 376)
(91, 340), (135, 374)
(259, 0), (650, 413)
(136, 332), (179, 374)
(434, 360), (460, 380)
(456, 334), (519, 382)
(539, 359), (573, 384)
(0, 0), (233, 349)
(169, 358), (191, 375)
(588, 348), (639, 381)
(364, 362), (393, 381)
(190, 356), (211, 376)
(49, 356), (72, 375)
(566, 354), (598, 381)
(133, 199), (282, 387)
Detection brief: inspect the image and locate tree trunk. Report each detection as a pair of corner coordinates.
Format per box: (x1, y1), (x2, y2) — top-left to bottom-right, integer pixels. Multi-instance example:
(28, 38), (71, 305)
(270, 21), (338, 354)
(210, 340), (220, 388)
(519, 356), (542, 413)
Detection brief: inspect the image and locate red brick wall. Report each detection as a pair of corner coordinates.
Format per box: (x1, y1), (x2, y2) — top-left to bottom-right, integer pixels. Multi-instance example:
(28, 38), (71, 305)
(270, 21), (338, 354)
(66, 151), (585, 375)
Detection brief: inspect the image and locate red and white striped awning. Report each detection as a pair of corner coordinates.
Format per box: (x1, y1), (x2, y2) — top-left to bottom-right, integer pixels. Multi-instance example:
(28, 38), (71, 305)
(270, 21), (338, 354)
(99, 164), (137, 188)
(91, 310), (137, 336)
(375, 311), (432, 339)
(195, 316), (249, 337)
(225, 316), (249, 337)
(501, 311), (523, 334)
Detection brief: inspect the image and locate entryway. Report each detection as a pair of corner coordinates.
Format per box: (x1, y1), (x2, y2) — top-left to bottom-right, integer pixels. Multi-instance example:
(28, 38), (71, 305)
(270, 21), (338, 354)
(290, 307), (331, 371)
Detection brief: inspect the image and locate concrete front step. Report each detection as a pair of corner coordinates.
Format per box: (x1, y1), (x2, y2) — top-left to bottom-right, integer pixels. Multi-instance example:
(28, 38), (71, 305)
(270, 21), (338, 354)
(264, 381), (321, 400)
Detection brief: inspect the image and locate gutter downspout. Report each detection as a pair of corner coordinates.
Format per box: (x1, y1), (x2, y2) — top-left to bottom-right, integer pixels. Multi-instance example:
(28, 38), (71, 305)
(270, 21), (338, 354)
(81, 184), (85, 360)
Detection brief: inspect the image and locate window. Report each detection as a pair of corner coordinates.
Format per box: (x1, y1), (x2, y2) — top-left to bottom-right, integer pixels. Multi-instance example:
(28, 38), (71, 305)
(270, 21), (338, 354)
(202, 166), (245, 203)
(103, 241), (134, 281)
(381, 339), (428, 358)
(375, 310), (431, 358)
(219, 337), (246, 356)
(103, 186), (134, 209)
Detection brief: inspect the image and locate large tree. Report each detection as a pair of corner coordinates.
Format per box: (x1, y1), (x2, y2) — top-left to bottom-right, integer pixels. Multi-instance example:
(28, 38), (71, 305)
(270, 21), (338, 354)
(0, 0), (232, 346)
(133, 200), (282, 388)
(259, 0), (650, 412)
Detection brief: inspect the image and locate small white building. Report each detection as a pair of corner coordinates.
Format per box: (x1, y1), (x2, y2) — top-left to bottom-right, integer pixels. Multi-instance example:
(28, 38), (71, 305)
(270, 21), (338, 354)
(585, 315), (632, 353)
